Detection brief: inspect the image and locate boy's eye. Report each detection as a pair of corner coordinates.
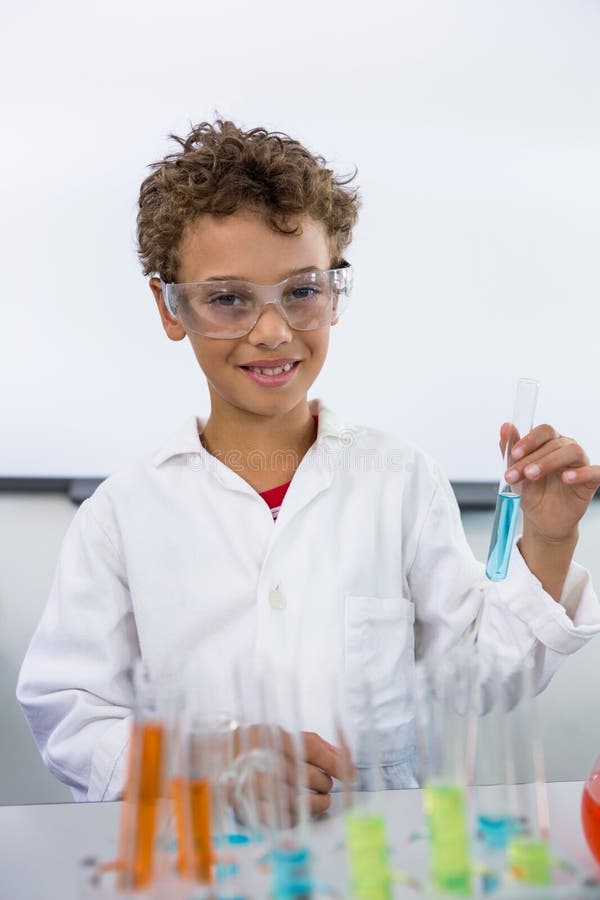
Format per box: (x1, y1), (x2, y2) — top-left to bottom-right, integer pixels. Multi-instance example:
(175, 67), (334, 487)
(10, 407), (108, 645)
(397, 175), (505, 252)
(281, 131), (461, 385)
(208, 293), (248, 308)
(287, 286), (320, 301)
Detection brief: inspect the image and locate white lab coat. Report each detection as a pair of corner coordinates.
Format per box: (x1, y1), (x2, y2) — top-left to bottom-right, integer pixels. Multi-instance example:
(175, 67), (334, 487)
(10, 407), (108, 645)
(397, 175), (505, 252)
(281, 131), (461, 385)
(17, 399), (600, 801)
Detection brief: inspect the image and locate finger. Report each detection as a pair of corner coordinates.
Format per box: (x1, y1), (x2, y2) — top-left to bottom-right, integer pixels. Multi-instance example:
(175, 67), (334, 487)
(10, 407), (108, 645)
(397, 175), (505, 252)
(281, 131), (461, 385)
(248, 729), (332, 794)
(256, 770), (331, 822)
(277, 753), (332, 794)
(510, 423), (559, 462)
(517, 434), (589, 469)
(256, 772), (298, 825)
(302, 732), (344, 781)
(505, 440), (587, 485)
(562, 465), (600, 490)
(268, 729), (306, 781)
(308, 791), (332, 817)
(499, 422), (520, 458)
(305, 763), (333, 795)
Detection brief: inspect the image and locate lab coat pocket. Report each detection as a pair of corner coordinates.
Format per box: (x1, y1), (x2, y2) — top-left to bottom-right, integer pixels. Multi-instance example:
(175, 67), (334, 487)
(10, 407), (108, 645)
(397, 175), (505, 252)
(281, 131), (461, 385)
(344, 595), (416, 734)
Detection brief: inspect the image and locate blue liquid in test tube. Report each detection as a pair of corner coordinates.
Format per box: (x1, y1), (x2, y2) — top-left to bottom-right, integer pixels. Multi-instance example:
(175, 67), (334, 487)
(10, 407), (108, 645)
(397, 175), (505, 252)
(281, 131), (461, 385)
(485, 493), (521, 581)
(477, 813), (518, 850)
(485, 379), (540, 581)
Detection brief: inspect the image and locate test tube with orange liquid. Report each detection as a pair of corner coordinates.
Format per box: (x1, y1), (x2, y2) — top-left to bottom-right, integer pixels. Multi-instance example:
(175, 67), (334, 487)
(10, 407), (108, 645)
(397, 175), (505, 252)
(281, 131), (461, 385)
(118, 722), (165, 889)
(117, 663), (167, 891)
(172, 657), (271, 897)
(170, 732), (214, 886)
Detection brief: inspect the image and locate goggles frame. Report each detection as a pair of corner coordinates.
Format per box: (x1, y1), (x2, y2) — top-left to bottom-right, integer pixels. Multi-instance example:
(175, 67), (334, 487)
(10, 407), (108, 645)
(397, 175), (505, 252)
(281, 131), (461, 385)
(159, 261), (353, 339)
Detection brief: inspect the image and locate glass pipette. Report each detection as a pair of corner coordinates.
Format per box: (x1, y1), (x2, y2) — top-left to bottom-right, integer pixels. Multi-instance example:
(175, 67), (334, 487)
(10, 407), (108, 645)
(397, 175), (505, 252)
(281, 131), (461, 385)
(486, 378), (540, 581)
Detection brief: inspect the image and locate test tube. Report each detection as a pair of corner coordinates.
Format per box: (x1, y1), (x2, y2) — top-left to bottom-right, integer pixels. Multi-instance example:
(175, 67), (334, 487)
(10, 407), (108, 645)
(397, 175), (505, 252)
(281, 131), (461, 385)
(171, 710), (215, 891)
(415, 652), (476, 895)
(486, 377), (540, 581)
(503, 656), (552, 887)
(470, 652), (516, 895)
(116, 662), (168, 892)
(258, 663), (313, 900)
(182, 655), (266, 900)
(334, 673), (393, 900)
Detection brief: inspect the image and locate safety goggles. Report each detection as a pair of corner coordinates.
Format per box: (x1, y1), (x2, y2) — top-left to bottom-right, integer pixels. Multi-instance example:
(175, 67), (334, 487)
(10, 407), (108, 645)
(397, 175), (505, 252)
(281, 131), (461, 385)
(160, 261), (353, 339)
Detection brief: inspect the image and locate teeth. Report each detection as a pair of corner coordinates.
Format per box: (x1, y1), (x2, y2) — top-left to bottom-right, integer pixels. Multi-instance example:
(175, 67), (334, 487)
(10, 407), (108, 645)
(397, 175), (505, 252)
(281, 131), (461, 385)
(249, 362), (295, 375)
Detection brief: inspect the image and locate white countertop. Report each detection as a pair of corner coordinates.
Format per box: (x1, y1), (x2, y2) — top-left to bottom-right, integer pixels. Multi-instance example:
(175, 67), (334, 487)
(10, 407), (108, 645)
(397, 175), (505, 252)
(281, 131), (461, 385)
(1, 782), (598, 899)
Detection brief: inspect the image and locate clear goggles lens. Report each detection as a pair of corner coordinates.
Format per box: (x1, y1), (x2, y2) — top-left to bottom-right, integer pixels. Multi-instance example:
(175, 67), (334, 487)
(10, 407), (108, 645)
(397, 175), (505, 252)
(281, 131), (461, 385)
(160, 262), (353, 339)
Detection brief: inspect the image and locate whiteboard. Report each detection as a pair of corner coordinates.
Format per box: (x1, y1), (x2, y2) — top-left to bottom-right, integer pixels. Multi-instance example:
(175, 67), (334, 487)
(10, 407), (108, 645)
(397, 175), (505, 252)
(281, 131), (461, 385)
(2, 0), (599, 481)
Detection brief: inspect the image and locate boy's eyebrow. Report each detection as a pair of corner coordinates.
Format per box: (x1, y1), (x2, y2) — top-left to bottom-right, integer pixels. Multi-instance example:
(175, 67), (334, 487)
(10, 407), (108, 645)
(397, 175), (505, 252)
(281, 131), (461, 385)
(202, 265), (322, 282)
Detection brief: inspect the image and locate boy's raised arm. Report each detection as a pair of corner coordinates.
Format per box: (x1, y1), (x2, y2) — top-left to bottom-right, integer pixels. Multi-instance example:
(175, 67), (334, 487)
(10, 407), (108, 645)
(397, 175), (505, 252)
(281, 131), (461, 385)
(408, 456), (600, 692)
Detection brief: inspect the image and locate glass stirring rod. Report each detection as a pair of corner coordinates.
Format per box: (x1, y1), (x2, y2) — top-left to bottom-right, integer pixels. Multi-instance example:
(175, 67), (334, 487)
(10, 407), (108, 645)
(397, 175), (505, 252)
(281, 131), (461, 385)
(485, 378), (540, 581)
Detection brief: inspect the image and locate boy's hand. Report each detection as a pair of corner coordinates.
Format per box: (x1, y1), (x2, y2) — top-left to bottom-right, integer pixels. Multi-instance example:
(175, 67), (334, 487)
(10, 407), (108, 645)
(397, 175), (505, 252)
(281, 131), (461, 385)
(233, 725), (343, 819)
(302, 731), (345, 814)
(501, 423), (600, 541)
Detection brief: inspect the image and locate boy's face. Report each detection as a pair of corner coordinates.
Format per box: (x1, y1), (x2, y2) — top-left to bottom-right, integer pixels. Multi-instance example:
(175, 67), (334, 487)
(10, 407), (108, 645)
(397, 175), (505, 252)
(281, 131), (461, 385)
(150, 209), (334, 422)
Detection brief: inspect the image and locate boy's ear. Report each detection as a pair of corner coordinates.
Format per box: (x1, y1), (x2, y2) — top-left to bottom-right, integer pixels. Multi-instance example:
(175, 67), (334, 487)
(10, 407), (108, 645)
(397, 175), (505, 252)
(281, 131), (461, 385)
(149, 277), (187, 341)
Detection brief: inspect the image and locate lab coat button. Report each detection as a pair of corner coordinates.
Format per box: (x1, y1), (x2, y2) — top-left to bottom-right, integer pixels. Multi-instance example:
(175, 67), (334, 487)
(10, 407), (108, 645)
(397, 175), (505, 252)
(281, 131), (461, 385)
(268, 587), (286, 610)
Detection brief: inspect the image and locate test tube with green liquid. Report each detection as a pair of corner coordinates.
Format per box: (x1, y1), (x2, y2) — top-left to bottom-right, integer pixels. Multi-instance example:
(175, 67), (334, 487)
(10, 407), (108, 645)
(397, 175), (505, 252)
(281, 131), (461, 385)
(415, 653), (476, 895)
(486, 378), (540, 581)
(503, 656), (552, 887)
(423, 783), (471, 894)
(335, 675), (393, 900)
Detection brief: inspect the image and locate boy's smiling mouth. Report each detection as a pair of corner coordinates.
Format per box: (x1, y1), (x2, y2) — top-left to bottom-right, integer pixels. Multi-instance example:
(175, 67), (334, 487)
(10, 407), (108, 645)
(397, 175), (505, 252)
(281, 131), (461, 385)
(237, 357), (302, 385)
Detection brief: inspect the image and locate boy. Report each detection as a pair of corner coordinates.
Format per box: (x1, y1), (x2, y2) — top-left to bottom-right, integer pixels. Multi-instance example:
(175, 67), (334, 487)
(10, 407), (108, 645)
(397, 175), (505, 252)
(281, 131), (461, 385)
(18, 120), (600, 810)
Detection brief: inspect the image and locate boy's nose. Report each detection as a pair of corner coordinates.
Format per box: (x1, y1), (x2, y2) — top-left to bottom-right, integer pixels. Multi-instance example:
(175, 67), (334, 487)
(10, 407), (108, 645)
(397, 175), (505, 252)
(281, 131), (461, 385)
(247, 302), (293, 347)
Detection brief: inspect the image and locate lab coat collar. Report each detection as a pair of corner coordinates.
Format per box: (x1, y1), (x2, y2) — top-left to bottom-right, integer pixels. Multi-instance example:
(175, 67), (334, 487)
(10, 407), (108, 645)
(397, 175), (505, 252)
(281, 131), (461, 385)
(151, 417), (204, 466)
(151, 398), (352, 468)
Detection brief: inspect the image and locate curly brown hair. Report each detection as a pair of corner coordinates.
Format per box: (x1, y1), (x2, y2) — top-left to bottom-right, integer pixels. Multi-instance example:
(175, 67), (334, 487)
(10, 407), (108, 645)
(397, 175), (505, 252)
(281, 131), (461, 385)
(137, 119), (360, 282)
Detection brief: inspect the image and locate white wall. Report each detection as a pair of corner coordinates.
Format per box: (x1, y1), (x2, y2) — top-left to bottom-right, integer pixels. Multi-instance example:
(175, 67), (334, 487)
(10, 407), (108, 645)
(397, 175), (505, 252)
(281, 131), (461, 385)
(2, 0), (600, 482)
(1, 492), (599, 805)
